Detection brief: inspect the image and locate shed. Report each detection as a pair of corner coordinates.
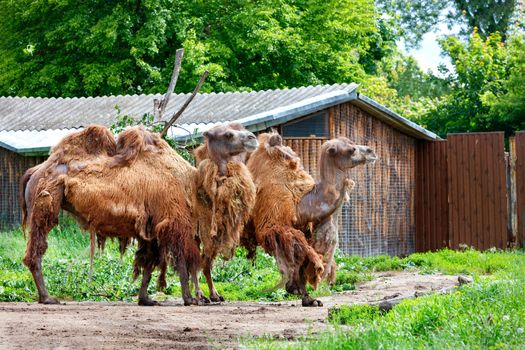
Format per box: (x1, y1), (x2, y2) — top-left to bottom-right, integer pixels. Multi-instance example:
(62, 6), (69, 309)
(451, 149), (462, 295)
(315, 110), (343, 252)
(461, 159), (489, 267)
(0, 83), (439, 256)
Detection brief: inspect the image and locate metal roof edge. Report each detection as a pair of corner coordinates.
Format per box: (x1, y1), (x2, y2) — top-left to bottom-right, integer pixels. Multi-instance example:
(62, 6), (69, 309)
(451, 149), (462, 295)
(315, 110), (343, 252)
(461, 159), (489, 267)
(0, 140), (19, 153)
(0, 141), (48, 156)
(173, 86), (359, 141)
(353, 94), (441, 141)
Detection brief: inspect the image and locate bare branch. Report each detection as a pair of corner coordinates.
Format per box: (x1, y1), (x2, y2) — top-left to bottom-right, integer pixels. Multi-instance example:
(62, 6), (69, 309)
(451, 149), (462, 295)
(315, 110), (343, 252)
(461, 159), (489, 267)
(154, 48), (184, 122)
(160, 70), (209, 138)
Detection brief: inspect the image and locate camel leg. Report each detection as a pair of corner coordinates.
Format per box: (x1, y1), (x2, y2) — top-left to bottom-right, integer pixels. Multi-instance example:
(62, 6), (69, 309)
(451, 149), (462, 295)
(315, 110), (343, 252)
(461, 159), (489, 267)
(203, 257), (224, 302)
(174, 258), (199, 306)
(23, 186), (62, 304)
(134, 239), (160, 306)
(286, 263), (323, 307)
(298, 265), (323, 307)
(138, 264), (159, 306)
(192, 271), (210, 304)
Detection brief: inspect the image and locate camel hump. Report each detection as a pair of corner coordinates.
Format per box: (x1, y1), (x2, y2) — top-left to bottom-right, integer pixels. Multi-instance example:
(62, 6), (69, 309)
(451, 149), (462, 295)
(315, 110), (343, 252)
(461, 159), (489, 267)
(112, 126), (168, 166)
(50, 125), (117, 159)
(193, 144), (209, 164)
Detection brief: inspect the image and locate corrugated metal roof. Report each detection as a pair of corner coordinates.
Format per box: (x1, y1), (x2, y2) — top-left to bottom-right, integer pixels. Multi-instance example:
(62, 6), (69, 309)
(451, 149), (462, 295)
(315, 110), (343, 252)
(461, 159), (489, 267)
(0, 83), (357, 132)
(0, 83), (441, 155)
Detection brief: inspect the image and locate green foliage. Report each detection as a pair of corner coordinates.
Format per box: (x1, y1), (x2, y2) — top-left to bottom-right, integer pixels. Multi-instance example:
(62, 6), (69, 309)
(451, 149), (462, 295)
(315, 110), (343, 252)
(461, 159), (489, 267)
(377, 0), (521, 48)
(419, 31), (525, 137)
(0, 0), (391, 97)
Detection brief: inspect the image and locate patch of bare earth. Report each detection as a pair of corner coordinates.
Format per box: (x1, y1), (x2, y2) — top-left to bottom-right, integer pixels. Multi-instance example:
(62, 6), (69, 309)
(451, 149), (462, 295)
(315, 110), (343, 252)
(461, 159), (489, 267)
(0, 271), (458, 349)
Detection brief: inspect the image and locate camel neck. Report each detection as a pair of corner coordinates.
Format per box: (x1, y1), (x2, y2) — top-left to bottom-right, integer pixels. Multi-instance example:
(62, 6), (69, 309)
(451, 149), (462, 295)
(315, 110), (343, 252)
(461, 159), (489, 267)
(296, 158), (348, 226)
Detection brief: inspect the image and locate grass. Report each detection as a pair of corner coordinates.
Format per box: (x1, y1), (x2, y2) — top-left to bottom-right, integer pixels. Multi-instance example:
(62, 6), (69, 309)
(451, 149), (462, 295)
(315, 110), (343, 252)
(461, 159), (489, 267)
(2, 219), (525, 348)
(2, 217), (524, 305)
(249, 250), (525, 349)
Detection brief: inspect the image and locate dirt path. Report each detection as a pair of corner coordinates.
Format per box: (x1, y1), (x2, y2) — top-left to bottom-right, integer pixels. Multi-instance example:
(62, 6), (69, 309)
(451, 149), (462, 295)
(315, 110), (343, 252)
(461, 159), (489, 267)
(0, 272), (459, 349)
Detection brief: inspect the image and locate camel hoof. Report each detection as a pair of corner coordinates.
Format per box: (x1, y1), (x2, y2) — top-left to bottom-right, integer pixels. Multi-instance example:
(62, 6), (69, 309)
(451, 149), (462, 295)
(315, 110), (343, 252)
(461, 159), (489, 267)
(198, 296), (211, 304)
(138, 298), (159, 306)
(183, 298), (200, 306)
(210, 295), (225, 303)
(40, 297), (61, 305)
(302, 296), (323, 307)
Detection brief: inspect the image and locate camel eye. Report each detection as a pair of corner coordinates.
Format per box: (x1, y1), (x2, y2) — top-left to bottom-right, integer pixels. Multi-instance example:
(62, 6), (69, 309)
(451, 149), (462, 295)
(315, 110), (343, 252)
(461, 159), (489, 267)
(348, 147), (356, 155)
(225, 132), (234, 139)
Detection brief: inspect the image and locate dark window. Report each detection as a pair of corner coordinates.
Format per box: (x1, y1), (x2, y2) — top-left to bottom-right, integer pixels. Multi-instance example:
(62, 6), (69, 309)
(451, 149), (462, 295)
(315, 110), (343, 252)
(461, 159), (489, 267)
(282, 113), (328, 138)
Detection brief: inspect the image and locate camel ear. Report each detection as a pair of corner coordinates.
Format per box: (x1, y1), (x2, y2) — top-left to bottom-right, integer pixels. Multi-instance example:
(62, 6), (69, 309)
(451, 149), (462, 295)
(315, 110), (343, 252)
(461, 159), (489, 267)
(327, 146), (337, 156)
(203, 131), (210, 138)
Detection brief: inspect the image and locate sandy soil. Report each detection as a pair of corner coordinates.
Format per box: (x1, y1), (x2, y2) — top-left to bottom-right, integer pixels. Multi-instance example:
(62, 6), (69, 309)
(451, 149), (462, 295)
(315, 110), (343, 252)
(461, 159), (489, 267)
(0, 271), (459, 349)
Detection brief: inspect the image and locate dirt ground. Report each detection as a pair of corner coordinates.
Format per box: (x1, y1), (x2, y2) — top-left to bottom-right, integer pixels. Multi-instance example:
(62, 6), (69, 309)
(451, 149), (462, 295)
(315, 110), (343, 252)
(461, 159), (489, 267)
(0, 271), (459, 349)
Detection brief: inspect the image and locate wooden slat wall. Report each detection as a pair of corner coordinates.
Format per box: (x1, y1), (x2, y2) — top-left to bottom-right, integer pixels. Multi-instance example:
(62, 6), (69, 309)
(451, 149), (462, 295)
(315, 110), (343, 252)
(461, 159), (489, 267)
(0, 148), (45, 229)
(515, 132), (525, 248)
(415, 140), (448, 251)
(447, 132), (508, 250)
(285, 102), (417, 256)
(283, 138), (324, 176)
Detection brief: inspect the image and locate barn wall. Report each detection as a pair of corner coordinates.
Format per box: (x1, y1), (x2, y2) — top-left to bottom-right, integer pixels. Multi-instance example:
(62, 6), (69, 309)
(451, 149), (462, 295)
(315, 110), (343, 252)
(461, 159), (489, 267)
(284, 102), (417, 256)
(0, 148), (45, 230)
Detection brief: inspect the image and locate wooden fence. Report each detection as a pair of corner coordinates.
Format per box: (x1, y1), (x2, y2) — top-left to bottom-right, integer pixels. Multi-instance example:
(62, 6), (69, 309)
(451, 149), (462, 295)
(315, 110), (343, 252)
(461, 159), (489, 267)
(511, 132), (525, 247)
(417, 132), (525, 251)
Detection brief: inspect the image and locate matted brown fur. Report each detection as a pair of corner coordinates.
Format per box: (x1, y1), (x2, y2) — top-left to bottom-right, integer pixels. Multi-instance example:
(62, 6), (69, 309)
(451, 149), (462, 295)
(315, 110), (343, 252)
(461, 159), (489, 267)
(20, 125), (201, 305)
(246, 132), (323, 289)
(194, 159), (255, 260)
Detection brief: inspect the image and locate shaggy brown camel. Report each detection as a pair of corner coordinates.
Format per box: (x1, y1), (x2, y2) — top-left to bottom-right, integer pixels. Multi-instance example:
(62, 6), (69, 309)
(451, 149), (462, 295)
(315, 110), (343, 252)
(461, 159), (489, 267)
(191, 123), (257, 302)
(20, 123), (257, 306)
(246, 132), (376, 306)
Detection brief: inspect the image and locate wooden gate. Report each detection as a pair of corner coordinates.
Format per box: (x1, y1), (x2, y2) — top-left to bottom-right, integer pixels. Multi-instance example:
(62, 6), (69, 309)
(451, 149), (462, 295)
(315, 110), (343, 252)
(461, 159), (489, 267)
(416, 132), (509, 251)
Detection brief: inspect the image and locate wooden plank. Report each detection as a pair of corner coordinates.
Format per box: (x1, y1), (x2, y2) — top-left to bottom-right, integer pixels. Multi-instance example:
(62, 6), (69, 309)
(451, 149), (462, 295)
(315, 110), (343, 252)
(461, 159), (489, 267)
(473, 134), (482, 249)
(447, 135), (458, 248)
(496, 132), (508, 248)
(516, 132), (525, 247)
(509, 137), (518, 245)
(415, 141), (424, 251)
(467, 135), (477, 248)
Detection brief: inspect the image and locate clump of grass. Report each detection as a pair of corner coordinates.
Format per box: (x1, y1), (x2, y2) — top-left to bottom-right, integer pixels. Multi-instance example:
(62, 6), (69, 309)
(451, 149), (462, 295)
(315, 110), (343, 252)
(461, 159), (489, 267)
(328, 304), (383, 325)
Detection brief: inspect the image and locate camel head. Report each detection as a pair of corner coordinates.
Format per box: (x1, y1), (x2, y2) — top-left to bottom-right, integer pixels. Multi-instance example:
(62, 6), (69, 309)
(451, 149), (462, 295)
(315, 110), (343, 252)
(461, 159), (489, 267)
(321, 137), (377, 171)
(203, 123), (258, 163)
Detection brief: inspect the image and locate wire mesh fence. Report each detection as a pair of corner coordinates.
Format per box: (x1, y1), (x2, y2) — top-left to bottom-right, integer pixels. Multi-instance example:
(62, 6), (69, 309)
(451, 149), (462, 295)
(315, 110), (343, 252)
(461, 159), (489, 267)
(284, 103), (417, 257)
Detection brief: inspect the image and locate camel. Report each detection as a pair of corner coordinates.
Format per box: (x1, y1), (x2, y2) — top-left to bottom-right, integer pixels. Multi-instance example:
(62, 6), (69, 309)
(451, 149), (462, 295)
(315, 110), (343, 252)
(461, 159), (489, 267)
(246, 132), (377, 306)
(191, 123), (257, 302)
(20, 123), (257, 306)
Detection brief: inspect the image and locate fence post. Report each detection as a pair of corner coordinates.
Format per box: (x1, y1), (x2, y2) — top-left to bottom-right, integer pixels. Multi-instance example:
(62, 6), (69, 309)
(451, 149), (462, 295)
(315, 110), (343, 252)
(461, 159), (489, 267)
(508, 137), (517, 246)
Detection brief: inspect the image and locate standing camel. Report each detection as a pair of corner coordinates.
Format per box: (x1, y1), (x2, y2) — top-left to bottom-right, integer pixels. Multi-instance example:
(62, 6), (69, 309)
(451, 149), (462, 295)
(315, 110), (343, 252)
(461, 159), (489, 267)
(246, 132), (377, 306)
(191, 123), (257, 302)
(20, 123), (257, 306)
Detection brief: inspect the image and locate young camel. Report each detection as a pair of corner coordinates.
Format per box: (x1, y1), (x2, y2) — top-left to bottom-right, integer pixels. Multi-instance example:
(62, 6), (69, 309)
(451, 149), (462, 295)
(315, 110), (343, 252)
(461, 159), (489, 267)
(20, 124), (256, 306)
(246, 132), (377, 306)
(191, 123), (257, 302)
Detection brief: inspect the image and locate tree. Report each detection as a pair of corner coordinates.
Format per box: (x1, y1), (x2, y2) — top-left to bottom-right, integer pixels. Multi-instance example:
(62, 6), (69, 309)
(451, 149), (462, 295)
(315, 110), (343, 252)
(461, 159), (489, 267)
(0, 0), (391, 97)
(377, 0), (521, 47)
(419, 31), (524, 137)
(453, 0), (517, 41)
(483, 35), (525, 132)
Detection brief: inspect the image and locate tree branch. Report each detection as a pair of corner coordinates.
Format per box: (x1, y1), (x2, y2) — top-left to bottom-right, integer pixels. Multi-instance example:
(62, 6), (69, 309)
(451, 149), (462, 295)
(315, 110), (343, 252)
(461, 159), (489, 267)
(154, 48), (184, 122)
(160, 70), (209, 138)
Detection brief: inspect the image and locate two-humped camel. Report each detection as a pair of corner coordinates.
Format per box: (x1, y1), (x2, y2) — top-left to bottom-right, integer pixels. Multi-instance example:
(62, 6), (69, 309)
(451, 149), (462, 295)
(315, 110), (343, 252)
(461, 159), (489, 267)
(20, 123), (257, 306)
(191, 123), (256, 302)
(246, 132), (377, 306)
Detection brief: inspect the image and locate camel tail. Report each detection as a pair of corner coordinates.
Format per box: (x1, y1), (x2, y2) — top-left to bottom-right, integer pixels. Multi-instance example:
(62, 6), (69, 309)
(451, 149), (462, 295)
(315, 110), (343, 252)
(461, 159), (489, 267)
(19, 167), (37, 238)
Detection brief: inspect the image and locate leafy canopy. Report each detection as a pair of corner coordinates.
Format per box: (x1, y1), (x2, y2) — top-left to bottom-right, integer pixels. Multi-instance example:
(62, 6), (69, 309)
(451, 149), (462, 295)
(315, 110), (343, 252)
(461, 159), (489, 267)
(0, 0), (390, 97)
